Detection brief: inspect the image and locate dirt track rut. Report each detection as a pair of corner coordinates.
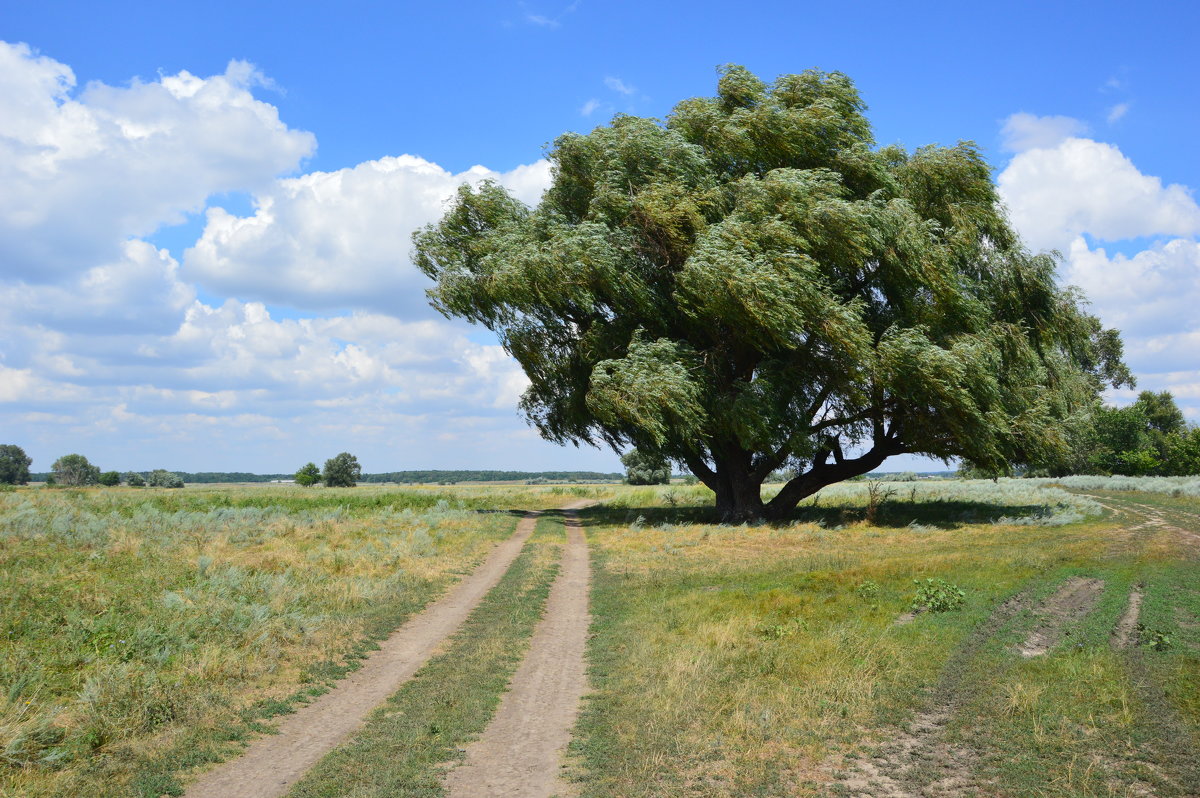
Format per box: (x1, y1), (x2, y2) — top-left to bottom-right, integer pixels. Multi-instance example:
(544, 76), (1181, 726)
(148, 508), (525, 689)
(443, 501), (593, 798)
(183, 511), (542, 798)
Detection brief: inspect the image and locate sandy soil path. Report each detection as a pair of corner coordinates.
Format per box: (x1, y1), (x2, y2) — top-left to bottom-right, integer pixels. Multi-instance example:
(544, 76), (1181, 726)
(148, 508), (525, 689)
(183, 511), (542, 798)
(443, 500), (593, 798)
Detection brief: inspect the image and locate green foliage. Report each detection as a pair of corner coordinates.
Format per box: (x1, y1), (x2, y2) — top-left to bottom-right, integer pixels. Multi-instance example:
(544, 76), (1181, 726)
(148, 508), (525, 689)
(295, 462), (321, 487)
(1046, 392), (1200, 477)
(415, 65), (1130, 521)
(98, 471), (121, 487)
(620, 448), (670, 485)
(146, 469), (184, 488)
(1138, 624), (1173, 652)
(126, 473), (145, 487)
(854, 579), (880, 601)
(911, 578), (966, 612)
(52, 453), (100, 486)
(323, 452), (362, 488)
(0, 444), (32, 485)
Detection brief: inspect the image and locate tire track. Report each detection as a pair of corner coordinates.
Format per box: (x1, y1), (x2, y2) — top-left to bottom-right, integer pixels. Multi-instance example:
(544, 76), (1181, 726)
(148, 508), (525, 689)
(443, 501), (593, 798)
(183, 511), (543, 798)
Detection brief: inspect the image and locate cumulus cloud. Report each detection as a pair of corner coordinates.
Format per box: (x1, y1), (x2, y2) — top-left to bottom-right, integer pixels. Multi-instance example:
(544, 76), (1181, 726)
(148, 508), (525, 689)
(0, 41), (315, 283)
(1062, 237), (1200, 338)
(182, 155), (553, 314)
(999, 112), (1088, 152)
(0, 240), (193, 334)
(998, 136), (1200, 252)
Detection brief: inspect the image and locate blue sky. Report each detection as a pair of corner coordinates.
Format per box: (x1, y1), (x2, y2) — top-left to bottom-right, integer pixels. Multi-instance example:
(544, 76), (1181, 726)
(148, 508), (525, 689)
(2, 0), (1198, 474)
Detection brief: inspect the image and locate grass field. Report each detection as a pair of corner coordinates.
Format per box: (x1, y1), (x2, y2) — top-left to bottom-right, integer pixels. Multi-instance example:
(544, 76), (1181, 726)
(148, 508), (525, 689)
(0, 484), (606, 797)
(2, 478), (1198, 797)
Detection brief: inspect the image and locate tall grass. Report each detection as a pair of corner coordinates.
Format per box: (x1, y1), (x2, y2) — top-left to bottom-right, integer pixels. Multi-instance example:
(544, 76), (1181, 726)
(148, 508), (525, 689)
(0, 484), (589, 797)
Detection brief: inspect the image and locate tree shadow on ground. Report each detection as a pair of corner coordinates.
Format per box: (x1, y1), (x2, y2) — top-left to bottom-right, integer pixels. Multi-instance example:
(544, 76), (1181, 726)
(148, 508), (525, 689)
(571, 499), (1056, 530)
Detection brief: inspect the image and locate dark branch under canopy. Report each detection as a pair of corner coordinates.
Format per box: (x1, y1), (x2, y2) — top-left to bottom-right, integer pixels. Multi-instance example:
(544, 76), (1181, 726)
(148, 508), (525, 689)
(414, 66), (1131, 521)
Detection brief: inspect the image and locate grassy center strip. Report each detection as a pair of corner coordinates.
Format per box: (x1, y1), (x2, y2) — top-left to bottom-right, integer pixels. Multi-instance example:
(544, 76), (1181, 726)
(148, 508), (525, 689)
(284, 514), (566, 798)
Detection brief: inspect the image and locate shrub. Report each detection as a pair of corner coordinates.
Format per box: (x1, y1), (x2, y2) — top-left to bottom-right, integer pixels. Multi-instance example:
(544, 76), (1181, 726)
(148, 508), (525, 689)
(126, 473), (145, 487)
(52, 454), (100, 486)
(0, 444), (32, 485)
(323, 452), (361, 488)
(295, 462), (321, 487)
(146, 470), (184, 488)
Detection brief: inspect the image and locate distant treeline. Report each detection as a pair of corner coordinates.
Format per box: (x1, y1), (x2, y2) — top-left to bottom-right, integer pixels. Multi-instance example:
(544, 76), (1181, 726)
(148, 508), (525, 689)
(360, 470), (623, 483)
(29, 470), (623, 484)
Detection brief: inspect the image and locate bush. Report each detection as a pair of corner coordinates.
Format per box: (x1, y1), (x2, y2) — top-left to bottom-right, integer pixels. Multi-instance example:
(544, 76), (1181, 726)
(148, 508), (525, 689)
(52, 454), (100, 486)
(0, 444), (32, 485)
(323, 453), (361, 488)
(911, 578), (966, 613)
(98, 471), (121, 487)
(146, 470), (184, 488)
(295, 462), (321, 487)
(126, 473), (145, 487)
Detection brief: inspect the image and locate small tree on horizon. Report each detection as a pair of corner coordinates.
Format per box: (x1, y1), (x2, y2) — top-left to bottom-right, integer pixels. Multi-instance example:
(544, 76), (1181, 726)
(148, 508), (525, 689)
(295, 462), (321, 487)
(98, 471), (121, 486)
(0, 445), (32, 485)
(147, 469), (185, 488)
(621, 448), (671, 485)
(126, 473), (146, 487)
(323, 453), (361, 488)
(52, 454), (100, 487)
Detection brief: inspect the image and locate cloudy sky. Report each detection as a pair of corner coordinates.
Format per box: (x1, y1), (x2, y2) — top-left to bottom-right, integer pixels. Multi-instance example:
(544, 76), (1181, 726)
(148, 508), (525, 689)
(2, 1), (1198, 474)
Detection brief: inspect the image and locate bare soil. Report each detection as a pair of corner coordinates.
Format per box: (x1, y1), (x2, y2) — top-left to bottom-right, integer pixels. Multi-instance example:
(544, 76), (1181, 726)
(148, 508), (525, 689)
(1112, 584), (1145, 649)
(182, 511), (543, 798)
(836, 592), (1033, 797)
(1017, 577), (1106, 658)
(443, 501), (593, 798)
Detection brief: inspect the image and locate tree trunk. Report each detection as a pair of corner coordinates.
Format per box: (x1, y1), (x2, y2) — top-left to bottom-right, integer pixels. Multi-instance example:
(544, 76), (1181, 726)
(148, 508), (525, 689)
(713, 467), (765, 522)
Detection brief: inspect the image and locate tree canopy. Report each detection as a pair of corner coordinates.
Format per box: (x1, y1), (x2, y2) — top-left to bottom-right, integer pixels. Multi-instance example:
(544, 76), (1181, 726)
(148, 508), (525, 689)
(621, 448), (671, 485)
(52, 454), (100, 487)
(323, 452), (361, 488)
(295, 462), (321, 487)
(0, 445), (32, 485)
(1049, 391), (1200, 477)
(415, 66), (1131, 521)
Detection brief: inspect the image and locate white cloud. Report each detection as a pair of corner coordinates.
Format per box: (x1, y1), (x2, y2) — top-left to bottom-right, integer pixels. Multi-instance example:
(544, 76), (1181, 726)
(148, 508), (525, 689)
(1062, 237), (1200, 338)
(580, 98), (600, 116)
(997, 137), (1200, 252)
(1106, 102), (1130, 123)
(0, 240), (193, 334)
(182, 155), (553, 314)
(999, 112), (1088, 152)
(0, 41), (315, 283)
(604, 76), (635, 95)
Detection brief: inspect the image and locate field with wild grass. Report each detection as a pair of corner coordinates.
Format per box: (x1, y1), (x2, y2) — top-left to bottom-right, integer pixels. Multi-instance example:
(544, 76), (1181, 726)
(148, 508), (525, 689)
(0, 482), (605, 797)
(3, 477), (1199, 797)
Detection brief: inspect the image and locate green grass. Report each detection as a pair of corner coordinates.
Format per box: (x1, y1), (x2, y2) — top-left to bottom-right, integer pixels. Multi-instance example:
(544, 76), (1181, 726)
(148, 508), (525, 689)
(565, 482), (1200, 797)
(285, 513), (566, 797)
(0, 485), (604, 798)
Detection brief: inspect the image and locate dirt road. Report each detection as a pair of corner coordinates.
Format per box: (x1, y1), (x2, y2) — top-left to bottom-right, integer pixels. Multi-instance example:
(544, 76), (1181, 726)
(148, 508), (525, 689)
(183, 511), (542, 798)
(443, 501), (593, 798)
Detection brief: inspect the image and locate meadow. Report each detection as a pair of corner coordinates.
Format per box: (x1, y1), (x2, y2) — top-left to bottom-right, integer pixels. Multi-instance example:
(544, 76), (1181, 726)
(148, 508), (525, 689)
(2, 478), (1197, 797)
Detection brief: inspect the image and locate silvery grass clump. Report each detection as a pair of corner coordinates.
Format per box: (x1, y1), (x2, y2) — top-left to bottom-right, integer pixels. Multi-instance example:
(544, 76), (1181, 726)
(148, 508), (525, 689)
(1018, 474), (1200, 499)
(805, 478), (1103, 526)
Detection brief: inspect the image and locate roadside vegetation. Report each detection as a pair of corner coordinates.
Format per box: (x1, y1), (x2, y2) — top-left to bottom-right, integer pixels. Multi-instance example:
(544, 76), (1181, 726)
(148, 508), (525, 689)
(0, 484), (606, 797)
(567, 479), (1200, 796)
(287, 514), (567, 798)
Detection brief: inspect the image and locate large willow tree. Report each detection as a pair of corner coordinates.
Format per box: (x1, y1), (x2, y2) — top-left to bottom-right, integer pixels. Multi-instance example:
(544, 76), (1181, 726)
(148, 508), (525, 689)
(415, 66), (1130, 521)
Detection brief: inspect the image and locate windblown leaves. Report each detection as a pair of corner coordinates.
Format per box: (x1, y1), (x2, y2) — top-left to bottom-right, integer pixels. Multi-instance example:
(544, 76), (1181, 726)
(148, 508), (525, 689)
(413, 65), (1131, 509)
